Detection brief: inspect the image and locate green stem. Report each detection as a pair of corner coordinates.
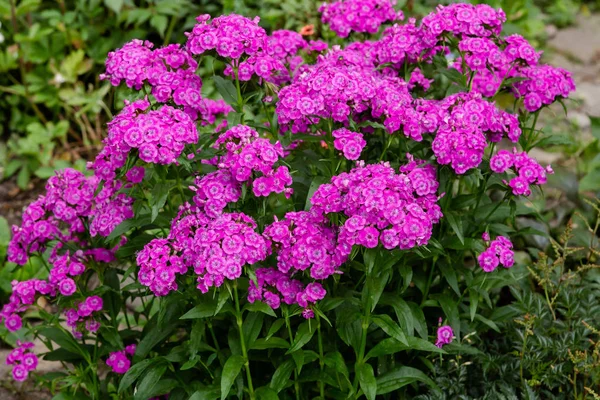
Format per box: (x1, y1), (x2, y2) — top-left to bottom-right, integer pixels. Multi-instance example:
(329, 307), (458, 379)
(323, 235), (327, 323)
(352, 270), (372, 398)
(378, 134), (393, 162)
(163, 16), (179, 46)
(233, 282), (255, 400)
(234, 66), (245, 125)
(285, 311), (302, 400)
(421, 256), (437, 306)
(317, 313), (325, 398)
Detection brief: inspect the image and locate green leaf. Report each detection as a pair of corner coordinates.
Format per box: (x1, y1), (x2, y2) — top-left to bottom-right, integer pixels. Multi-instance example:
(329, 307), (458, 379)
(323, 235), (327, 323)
(150, 183), (170, 222)
(118, 359), (155, 393)
(38, 327), (86, 358)
(269, 359), (295, 393)
(266, 319), (285, 339)
(590, 116), (600, 140)
(445, 213), (464, 245)
(365, 337), (445, 360)
(17, 165), (30, 190)
(134, 363), (168, 400)
(365, 270), (390, 312)
(376, 366), (440, 395)
(221, 355), (245, 400)
(150, 15), (169, 38)
(180, 299), (219, 319)
(438, 261), (460, 296)
(371, 315), (408, 346)
(213, 76), (238, 106)
(379, 295), (414, 337)
(189, 387), (220, 400)
(357, 363), (377, 400)
(243, 313), (264, 349)
(250, 337), (289, 350)
(255, 386), (279, 400)
(469, 289), (479, 322)
(104, 0), (124, 14)
(0, 217), (10, 245)
(245, 302), (277, 317)
(579, 169), (600, 192)
(324, 352), (349, 379)
(286, 321), (315, 354)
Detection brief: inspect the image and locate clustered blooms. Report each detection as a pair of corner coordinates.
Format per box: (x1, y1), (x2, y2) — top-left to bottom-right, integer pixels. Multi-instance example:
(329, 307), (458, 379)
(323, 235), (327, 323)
(311, 161), (442, 251)
(7, 169), (132, 267)
(210, 125), (293, 199)
(490, 148), (553, 196)
(513, 64), (576, 112)
(1, 1), (579, 380)
(263, 211), (347, 280)
(332, 128), (366, 160)
(64, 296), (104, 338)
(430, 93), (521, 174)
(6, 341), (38, 381)
(248, 268), (326, 318)
(435, 325), (454, 348)
(422, 3), (506, 38)
(478, 235), (514, 272)
(106, 344), (136, 374)
(137, 204), (270, 296)
(186, 14), (267, 59)
(320, 0), (403, 38)
(92, 99), (198, 180)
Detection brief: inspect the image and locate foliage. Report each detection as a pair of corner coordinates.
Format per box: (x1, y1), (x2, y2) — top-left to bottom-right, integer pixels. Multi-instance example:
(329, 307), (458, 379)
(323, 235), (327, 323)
(0, 1), (595, 400)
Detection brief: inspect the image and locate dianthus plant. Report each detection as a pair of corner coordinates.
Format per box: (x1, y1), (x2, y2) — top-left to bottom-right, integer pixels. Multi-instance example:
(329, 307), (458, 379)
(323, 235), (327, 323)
(2, 2), (574, 399)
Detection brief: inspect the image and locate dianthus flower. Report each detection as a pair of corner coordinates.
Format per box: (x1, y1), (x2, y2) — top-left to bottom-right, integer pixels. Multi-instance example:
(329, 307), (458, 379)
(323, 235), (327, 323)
(6, 341), (37, 381)
(421, 3), (506, 39)
(91, 100), (198, 180)
(512, 64), (576, 112)
(311, 160), (442, 251)
(264, 210), (347, 280)
(332, 128), (366, 160)
(106, 345), (136, 374)
(435, 325), (454, 348)
(478, 235), (514, 272)
(277, 48), (378, 132)
(138, 205), (270, 295)
(373, 19), (436, 66)
(247, 268), (326, 318)
(7, 169), (132, 266)
(319, 0), (403, 38)
(490, 148), (553, 196)
(430, 93), (521, 174)
(211, 125), (293, 198)
(192, 169), (242, 217)
(64, 296), (104, 338)
(186, 14), (267, 59)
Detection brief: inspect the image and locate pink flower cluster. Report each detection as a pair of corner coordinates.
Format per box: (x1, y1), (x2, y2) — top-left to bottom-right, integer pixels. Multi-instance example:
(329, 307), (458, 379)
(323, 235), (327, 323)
(186, 14), (267, 59)
(106, 344), (136, 374)
(332, 128), (366, 160)
(211, 125), (293, 199)
(138, 205), (270, 296)
(248, 268), (326, 318)
(101, 41), (202, 114)
(478, 235), (514, 272)
(435, 325), (454, 348)
(374, 20), (435, 66)
(431, 93), (521, 174)
(7, 169), (132, 266)
(92, 99), (198, 180)
(136, 238), (185, 296)
(277, 50), (377, 132)
(263, 211), (347, 280)
(513, 64), (576, 112)
(1, 280), (53, 332)
(422, 3), (506, 38)
(319, 0), (402, 38)
(64, 296), (104, 338)
(490, 148), (553, 196)
(192, 169), (242, 217)
(311, 161), (442, 251)
(6, 341), (38, 382)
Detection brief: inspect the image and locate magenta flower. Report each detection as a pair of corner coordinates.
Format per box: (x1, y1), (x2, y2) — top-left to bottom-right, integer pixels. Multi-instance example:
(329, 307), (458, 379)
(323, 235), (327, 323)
(435, 325), (454, 348)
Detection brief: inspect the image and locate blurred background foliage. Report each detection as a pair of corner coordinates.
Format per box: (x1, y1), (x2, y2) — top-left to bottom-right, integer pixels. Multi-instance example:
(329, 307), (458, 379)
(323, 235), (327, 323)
(1, 0), (600, 397)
